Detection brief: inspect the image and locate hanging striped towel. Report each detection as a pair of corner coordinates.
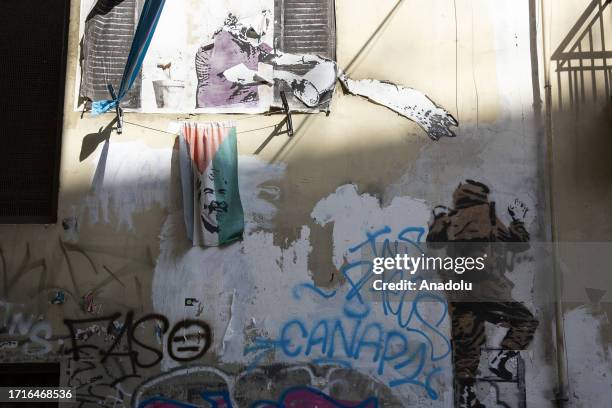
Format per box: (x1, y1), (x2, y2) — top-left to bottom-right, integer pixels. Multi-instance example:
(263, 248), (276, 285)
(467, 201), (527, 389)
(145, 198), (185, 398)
(179, 122), (244, 247)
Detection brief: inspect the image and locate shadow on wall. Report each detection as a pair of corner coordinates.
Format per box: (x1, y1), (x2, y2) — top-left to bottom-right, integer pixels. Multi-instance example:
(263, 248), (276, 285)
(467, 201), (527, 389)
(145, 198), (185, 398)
(549, 0), (612, 242)
(552, 0), (612, 111)
(0, 2), (577, 408)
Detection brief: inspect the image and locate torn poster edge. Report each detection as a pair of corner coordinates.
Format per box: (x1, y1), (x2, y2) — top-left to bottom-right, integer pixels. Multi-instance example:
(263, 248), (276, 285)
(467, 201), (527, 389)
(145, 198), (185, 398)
(338, 72), (459, 140)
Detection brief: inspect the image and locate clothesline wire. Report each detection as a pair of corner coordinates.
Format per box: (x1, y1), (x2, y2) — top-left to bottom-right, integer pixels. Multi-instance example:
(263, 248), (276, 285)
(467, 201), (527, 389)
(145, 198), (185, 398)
(234, 114), (261, 121)
(123, 120), (175, 135)
(122, 120), (278, 136)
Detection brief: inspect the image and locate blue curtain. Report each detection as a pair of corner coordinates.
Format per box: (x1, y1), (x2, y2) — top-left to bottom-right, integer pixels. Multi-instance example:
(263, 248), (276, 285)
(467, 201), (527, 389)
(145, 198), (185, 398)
(92, 0), (166, 115)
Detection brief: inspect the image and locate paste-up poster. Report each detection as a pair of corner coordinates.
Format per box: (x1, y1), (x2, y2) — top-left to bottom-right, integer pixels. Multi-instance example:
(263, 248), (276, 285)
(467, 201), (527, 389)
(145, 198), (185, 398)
(77, 0), (276, 113)
(76, 0), (338, 114)
(76, 0), (458, 141)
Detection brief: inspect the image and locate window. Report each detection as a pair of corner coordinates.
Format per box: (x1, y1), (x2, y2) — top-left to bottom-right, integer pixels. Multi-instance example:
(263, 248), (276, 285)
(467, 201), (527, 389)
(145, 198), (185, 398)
(0, 0), (70, 223)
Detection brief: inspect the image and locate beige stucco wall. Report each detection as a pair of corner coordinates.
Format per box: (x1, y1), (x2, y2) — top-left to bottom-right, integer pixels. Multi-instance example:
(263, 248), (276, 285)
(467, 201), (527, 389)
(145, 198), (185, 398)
(1, 0), (610, 407)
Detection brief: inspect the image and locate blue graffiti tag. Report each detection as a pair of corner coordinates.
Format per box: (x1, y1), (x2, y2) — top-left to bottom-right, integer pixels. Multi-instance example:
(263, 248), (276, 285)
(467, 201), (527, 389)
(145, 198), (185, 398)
(245, 226), (452, 400)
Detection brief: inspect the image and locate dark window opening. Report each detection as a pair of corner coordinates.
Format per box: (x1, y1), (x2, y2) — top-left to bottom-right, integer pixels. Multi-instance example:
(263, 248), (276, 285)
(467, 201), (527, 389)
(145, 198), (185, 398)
(0, 0), (70, 223)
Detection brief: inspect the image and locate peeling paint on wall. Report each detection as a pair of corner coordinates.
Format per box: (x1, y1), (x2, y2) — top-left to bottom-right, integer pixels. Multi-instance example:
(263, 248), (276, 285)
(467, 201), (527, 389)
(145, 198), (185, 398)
(565, 306), (612, 408)
(237, 156), (286, 233)
(311, 184), (430, 270)
(84, 140), (172, 230)
(150, 179), (456, 404)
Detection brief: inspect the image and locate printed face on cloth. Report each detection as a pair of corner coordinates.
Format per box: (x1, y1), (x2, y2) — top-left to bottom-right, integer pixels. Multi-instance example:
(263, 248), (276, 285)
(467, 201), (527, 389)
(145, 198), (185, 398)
(199, 168), (228, 234)
(180, 122), (244, 247)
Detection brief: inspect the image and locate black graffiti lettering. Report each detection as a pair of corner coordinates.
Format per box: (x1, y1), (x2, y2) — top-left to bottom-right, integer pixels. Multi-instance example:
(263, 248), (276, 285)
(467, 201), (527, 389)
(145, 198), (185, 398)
(64, 313), (121, 361)
(131, 313), (169, 368)
(109, 374), (139, 388)
(167, 319), (212, 362)
(69, 352), (97, 379)
(75, 393), (98, 405)
(84, 383), (110, 404)
(64, 311), (213, 406)
(99, 311), (138, 379)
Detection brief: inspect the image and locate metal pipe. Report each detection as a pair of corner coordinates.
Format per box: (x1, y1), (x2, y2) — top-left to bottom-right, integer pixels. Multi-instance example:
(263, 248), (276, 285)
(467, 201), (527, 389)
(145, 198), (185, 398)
(539, 0), (569, 405)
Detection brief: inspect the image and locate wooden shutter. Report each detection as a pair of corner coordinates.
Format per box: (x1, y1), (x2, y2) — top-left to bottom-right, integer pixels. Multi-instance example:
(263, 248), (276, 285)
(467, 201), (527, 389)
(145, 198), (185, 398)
(277, 0), (336, 63)
(80, 0), (141, 108)
(274, 0), (336, 110)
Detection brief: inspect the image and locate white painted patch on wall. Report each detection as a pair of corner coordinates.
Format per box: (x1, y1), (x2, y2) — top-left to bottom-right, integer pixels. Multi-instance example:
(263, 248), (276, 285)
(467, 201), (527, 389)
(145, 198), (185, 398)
(151, 152), (293, 370)
(152, 182), (451, 405)
(311, 184), (430, 270)
(84, 140), (172, 230)
(238, 156), (286, 233)
(565, 306), (612, 407)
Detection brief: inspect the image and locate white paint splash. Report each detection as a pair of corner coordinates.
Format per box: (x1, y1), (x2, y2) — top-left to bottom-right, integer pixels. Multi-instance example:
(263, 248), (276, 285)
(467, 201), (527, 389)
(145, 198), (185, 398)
(237, 156), (286, 233)
(311, 184), (430, 270)
(565, 306), (612, 407)
(84, 140), (172, 230)
(152, 182), (450, 405)
(152, 153), (293, 369)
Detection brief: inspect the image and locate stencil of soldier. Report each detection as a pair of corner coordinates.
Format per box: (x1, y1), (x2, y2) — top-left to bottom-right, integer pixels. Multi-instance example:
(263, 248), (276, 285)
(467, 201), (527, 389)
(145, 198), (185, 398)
(426, 180), (539, 408)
